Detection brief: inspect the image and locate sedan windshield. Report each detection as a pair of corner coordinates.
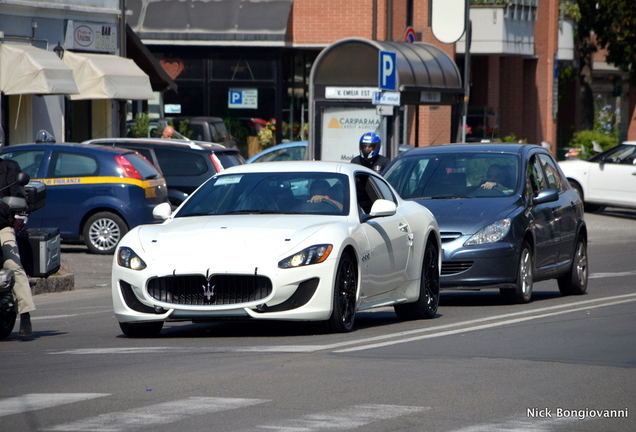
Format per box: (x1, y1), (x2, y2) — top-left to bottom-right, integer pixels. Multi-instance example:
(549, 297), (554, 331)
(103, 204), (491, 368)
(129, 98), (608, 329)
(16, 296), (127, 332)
(384, 153), (520, 199)
(176, 172), (350, 217)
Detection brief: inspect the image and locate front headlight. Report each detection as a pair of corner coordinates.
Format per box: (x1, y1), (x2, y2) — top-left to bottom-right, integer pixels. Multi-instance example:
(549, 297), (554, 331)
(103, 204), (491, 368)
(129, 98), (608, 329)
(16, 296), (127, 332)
(464, 218), (511, 246)
(117, 247), (147, 270)
(278, 244), (333, 269)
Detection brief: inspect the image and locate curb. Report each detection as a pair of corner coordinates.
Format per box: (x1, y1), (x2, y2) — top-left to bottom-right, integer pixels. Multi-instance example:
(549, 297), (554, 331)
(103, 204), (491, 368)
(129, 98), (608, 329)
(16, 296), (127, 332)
(29, 273), (75, 295)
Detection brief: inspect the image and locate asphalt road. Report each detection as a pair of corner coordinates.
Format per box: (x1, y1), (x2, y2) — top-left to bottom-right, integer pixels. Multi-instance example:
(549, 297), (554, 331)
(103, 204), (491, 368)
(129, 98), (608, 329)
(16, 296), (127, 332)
(2, 209), (635, 432)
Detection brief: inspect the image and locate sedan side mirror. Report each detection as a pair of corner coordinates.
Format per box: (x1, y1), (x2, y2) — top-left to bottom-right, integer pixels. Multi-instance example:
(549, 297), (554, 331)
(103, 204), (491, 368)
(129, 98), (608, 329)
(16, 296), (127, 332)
(369, 199), (397, 218)
(533, 189), (558, 205)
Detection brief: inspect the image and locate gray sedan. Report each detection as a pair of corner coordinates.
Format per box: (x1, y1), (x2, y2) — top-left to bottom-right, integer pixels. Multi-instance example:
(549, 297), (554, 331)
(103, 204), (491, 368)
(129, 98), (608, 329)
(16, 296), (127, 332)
(383, 143), (588, 303)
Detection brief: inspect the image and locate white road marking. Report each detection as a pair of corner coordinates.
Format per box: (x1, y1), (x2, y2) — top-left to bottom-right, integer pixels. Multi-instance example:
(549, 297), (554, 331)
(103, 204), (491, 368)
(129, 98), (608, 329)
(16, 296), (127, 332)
(41, 397), (268, 432)
(241, 404), (427, 432)
(589, 269), (636, 279)
(0, 393), (108, 417)
(335, 295), (636, 353)
(47, 293), (636, 356)
(448, 417), (582, 432)
(33, 309), (113, 321)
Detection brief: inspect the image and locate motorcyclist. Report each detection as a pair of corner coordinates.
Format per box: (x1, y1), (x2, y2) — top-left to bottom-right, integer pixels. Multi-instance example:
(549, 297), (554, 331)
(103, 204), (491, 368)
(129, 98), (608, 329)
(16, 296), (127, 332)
(0, 125), (35, 339)
(350, 132), (390, 174)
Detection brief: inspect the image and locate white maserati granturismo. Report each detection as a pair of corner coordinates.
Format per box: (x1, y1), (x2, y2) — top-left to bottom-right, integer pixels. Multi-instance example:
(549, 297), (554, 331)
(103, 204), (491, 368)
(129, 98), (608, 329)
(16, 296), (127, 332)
(112, 161), (441, 337)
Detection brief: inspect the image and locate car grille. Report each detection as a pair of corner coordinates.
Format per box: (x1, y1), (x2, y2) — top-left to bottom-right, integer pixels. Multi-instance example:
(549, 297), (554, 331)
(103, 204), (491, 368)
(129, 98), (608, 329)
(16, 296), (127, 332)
(147, 274), (272, 306)
(441, 261), (473, 276)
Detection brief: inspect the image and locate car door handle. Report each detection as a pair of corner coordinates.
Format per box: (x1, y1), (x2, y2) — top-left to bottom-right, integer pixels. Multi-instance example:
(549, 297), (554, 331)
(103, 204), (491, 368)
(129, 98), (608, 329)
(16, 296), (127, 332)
(399, 223), (409, 232)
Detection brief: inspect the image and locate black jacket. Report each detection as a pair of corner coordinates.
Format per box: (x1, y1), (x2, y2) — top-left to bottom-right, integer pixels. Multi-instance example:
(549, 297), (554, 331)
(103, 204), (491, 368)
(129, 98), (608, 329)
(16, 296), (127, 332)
(0, 159), (25, 230)
(351, 154), (390, 174)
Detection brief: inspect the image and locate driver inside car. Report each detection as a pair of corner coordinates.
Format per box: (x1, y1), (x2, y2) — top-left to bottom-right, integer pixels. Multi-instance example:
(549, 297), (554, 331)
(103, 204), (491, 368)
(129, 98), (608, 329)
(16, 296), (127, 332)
(307, 179), (343, 211)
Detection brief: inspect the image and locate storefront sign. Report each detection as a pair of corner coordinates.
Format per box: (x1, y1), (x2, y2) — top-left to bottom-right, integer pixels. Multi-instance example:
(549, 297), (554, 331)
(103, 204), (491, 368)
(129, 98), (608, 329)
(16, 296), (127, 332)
(66, 21), (117, 53)
(320, 107), (382, 162)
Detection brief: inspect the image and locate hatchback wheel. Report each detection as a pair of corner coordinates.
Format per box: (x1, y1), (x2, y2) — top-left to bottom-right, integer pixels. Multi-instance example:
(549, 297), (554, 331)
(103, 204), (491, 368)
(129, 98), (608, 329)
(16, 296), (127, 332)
(558, 237), (588, 296)
(83, 212), (128, 255)
(501, 241), (533, 304)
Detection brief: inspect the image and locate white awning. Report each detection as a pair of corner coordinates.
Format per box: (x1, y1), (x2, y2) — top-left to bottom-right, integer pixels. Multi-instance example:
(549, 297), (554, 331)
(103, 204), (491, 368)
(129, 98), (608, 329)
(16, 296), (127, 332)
(62, 51), (154, 100)
(0, 43), (79, 95)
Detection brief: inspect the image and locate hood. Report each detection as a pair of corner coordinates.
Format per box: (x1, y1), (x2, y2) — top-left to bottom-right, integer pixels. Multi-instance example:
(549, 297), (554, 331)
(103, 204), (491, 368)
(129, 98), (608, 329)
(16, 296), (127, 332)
(414, 197), (521, 234)
(133, 215), (342, 274)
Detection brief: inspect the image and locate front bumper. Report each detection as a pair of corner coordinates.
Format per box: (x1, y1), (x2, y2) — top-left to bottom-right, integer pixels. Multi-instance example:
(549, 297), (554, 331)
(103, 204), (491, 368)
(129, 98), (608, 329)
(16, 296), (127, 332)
(440, 237), (520, 289)
(112, 260), (339, 324)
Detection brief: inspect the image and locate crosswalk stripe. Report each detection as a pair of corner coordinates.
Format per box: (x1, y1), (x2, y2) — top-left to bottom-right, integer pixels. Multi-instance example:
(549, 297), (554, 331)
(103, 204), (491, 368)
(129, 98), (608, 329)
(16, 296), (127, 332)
(41, 397), (268, 432)
(0, 393), (109, 417)
(241, 404), (428, 431)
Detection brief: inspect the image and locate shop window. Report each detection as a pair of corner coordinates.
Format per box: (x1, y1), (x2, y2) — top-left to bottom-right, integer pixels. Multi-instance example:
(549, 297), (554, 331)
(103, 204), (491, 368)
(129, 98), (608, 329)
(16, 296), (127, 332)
(211, 55), (274, 81)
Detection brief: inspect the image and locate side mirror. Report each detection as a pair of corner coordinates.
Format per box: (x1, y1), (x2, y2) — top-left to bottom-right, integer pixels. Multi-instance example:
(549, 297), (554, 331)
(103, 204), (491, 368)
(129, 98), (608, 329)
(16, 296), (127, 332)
(534, 189), (558, 205)
(16, 172), (30, 186)
(369, 199), (397, 217)
(152, 202), (172, 220)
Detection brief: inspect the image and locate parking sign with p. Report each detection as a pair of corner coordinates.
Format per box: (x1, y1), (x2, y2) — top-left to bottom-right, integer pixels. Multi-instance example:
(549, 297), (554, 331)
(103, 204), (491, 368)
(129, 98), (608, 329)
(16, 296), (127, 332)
(379, 51), (397, 91)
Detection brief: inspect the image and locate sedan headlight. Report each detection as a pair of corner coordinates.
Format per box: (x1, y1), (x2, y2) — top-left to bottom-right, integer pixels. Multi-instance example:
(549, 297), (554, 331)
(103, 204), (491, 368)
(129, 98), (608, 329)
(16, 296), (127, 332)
(464, 218), (511, 246)
(117, 247), (147, 270)
(278, 244), (333, 269)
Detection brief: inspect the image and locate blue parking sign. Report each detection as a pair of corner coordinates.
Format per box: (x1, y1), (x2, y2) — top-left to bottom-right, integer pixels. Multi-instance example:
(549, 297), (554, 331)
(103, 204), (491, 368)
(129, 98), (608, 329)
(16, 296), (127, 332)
(379, 51), (397, 91)
(229, 90), (243, 106)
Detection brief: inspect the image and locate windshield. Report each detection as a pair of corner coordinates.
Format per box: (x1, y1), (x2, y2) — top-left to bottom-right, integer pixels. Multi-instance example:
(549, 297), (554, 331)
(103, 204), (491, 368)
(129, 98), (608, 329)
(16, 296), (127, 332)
(384, 153), (520, 199)
(176, 172), (350, 217)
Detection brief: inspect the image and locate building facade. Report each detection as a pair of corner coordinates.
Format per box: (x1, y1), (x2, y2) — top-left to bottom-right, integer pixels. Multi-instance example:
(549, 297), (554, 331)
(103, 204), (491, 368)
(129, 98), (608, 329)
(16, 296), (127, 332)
(0, 0), (166, 145)
(4, 1), (626, 158)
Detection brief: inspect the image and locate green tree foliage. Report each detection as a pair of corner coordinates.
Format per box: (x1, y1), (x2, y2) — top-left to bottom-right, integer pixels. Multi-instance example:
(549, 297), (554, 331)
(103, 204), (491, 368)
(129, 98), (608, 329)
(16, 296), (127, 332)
(569, 130), (616, 158)
(583, 0), (636, 86)
(130, 112), (150, 138)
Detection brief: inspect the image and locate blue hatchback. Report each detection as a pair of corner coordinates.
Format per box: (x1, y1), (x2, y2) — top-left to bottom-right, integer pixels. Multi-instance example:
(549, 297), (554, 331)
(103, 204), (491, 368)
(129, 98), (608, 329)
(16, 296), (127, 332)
(1, 143), (168, 254)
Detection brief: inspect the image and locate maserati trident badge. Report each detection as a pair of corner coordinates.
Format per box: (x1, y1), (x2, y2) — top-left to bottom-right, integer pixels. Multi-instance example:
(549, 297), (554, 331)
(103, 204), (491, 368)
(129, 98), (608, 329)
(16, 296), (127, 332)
(202, 280), (215, 301)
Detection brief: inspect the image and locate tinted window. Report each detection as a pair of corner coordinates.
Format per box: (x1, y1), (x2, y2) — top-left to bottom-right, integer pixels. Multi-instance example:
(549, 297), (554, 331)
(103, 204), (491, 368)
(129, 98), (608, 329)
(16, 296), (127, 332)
(385, 153), (519, 198)
(538, 153), (568, 192)
(526, 155), (548, 197)
(215, 152), (244, 169)
(153, 148), (207, 176)
(355, 174), (383, 214)
(187, 124), (207, 141)
(50, 152), (98, 177)
(370, 176), (396, 203)
(1, 150), (46, 178)
(124, 153), (161, 179)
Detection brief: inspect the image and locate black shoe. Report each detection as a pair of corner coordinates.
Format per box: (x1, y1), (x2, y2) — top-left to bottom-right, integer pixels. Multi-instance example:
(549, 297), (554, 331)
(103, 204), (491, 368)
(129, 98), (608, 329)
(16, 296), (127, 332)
(19, 312), (32, 338)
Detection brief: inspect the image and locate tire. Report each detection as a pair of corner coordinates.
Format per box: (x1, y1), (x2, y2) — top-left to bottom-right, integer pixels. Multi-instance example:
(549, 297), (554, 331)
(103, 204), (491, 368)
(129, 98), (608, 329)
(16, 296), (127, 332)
(83, 212), (128, 255)
(119, 321), (163, 338)
(558, 237), (588, 296)
(501, 241), (533, 304)
(395, 240), (440, 320)
(571, 182), (605, 213)
(0, 310), (17, 340)
(326, 253), (357, 333)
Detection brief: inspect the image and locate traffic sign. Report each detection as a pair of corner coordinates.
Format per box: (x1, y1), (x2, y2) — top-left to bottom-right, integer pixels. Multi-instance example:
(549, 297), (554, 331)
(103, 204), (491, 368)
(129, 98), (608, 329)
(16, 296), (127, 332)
(378, 51), (397, 91)
(228, 89), (258, 109)
(372, 91), (400, 106)
(404, 27), (416, 43)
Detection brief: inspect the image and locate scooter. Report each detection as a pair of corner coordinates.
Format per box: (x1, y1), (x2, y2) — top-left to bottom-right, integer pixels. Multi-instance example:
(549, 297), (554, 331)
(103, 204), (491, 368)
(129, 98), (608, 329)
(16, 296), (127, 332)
(0, 172), (55, 339)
